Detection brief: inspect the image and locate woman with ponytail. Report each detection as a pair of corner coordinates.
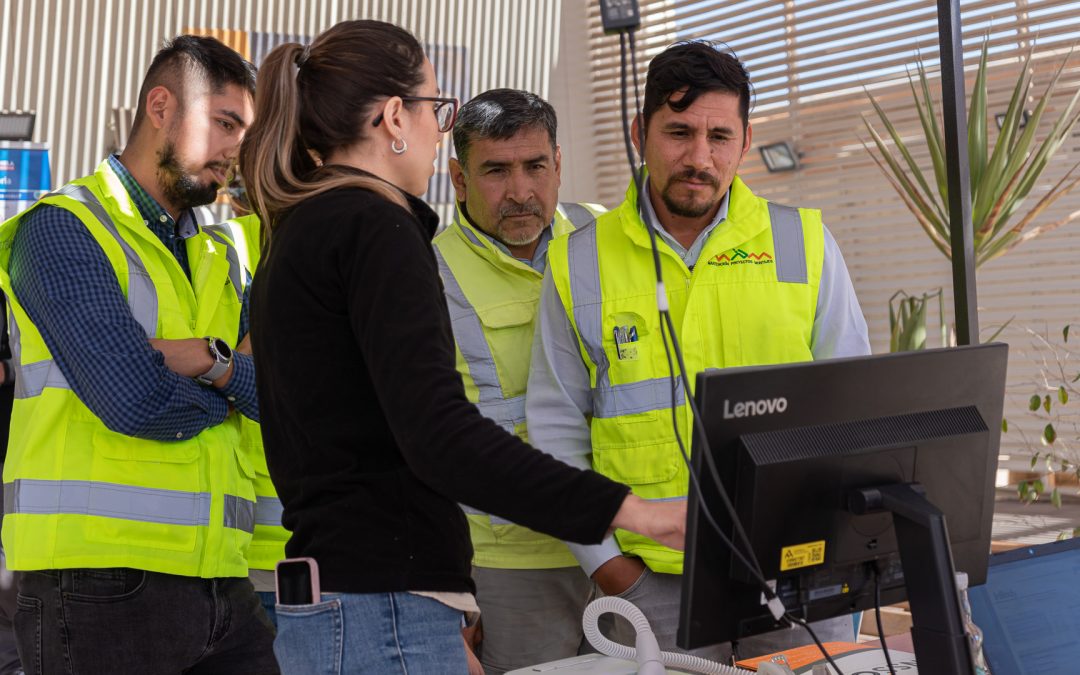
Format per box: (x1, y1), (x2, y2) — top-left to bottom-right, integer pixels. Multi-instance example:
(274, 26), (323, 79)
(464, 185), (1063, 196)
(242, 20), (686, 673)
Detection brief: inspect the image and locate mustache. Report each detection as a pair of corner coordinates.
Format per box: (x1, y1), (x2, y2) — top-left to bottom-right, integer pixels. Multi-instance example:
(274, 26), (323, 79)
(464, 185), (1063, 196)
(499, 203), (543, 218)
(669, 169), (719, 187)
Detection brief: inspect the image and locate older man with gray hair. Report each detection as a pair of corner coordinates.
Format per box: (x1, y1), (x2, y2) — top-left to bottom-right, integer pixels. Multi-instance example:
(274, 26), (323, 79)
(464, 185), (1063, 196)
(433, 88), (605, 674)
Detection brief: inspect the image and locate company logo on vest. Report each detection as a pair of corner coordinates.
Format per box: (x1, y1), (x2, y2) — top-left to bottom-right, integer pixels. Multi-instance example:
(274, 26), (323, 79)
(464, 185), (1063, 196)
(707, 249), (774, 267)
(723, 396), (788, 419)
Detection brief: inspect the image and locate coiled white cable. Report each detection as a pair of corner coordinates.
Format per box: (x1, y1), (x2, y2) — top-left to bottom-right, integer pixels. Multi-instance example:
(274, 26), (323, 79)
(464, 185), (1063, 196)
(582, 596), (756, 675)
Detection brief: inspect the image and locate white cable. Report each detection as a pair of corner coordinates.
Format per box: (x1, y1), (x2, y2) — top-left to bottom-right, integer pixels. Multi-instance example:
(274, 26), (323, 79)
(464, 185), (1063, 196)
(582, 597), (756, 675)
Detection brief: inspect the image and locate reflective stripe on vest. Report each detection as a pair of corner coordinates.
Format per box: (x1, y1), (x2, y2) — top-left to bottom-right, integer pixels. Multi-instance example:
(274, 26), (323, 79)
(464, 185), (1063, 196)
(255, 495), (284, 528)
(8, 313), (69, 399)
(4, 479), (255, 533)
(203, 226), (245, 300)
(564, 203), (807, 417)
(51, 184), (160, 334)
(12, 185), (160, 400)
(558, 202), (597, 229)
(768, 203), (808, 284)
(433, 247), (525, 433)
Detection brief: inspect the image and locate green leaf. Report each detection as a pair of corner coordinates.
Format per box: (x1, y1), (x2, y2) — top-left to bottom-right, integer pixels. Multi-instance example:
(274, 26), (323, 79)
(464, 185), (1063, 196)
(1044, 423), (1057, 445)
(1059, 531), (1070, 541)
(1044, 395), (1053, 414)
(864, 90), (945, 224)
(914, 61), (949, 204)
(1018, 481), (1030, 500)
(1031, 452), (1040, 468)
(974, 46), (1033, 234)
(968, 39), (989, 203)
(1052, 488), (1063, 508)
(1030, 394), (1042, 411)
(983, 316), (1013, 343)
(1034, 478), (1045, 494)
(862, 119), (946, 237)
(1002, 418), (1008, 433)
(1072, 372), (1080, 384)
(1066, 325), (1072, 343)
(1060, 386), (1069, 405)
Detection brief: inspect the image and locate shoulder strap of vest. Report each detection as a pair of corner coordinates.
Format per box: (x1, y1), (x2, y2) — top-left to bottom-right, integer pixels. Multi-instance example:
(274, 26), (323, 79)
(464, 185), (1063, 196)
(202, 225), (246, 300)
(559, 202), (597, 229)
(432, 246), (525, 433)
(45, 184), (160, 333)
(767, 202), (808, 284)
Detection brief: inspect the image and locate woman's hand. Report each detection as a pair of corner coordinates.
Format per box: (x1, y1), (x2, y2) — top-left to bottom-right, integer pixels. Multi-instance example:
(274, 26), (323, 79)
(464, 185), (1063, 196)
(610, 494), (686, 551)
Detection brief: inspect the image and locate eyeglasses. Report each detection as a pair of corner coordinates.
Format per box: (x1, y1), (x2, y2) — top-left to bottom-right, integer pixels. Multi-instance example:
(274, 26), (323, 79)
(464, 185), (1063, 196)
(372, 96), (459, 133)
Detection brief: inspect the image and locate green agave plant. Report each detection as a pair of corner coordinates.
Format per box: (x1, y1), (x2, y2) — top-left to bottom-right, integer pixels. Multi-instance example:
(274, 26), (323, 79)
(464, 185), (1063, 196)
(862, 41), (1080, 267)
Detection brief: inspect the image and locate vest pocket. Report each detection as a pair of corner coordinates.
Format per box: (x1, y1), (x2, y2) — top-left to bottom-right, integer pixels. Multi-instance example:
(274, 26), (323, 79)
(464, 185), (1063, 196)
(87, 428), (201, 553)
(592, 440), (679, 487)
(475, 301), (534, 329)
(92, 428), (200, 464)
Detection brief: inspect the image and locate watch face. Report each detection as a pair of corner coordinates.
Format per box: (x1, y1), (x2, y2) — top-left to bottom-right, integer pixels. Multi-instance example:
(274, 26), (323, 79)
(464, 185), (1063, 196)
(212, 338), (232, 360)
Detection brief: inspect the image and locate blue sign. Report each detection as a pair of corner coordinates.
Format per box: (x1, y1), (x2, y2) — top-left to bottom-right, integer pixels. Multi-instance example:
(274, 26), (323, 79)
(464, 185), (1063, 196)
(0, 143), (51, 201)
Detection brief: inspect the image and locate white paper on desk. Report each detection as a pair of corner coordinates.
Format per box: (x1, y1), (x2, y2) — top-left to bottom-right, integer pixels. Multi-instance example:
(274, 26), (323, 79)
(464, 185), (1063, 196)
(800, 649), (917, 674)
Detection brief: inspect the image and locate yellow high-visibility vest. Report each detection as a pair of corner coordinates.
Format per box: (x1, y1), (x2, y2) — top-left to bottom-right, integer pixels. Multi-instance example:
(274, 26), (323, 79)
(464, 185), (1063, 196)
(203, 217), (287, 572)
(547, 176), (824, 574)
(433, 201), (603, 569)
(0, 159), (254, 577)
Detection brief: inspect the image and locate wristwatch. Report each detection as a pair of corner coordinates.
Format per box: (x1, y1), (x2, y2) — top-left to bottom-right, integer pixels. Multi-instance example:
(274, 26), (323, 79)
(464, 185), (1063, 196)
(195, 337), (233, 385)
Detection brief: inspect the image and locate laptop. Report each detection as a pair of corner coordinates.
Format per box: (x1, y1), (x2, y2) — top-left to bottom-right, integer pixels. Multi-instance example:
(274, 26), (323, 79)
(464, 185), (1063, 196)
(969, 536), (1080, 675)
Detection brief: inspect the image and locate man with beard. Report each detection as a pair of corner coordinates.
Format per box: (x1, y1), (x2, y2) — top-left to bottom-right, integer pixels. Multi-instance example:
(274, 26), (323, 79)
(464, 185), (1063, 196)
(433, 89), (604, 674)
(527, 41), (869, 660)
(0, 36), (278, 673)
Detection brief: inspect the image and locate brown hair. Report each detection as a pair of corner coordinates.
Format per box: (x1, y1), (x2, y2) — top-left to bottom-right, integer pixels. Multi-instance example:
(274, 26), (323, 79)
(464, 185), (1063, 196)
(240, 20), (427, 249)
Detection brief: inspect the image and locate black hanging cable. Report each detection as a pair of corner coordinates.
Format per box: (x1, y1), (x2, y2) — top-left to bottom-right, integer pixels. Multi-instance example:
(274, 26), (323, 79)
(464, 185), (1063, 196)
(874, 563), (897, 675)
(616, 26), (845, 674)
(618, 30), (771, 594)
(619, 28), (768, 593)
(784, 613), (847, 674)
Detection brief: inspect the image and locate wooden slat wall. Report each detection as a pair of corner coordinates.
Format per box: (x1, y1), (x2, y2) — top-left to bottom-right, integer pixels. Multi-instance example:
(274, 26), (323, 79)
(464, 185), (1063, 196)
(583, 0), (1080, 473)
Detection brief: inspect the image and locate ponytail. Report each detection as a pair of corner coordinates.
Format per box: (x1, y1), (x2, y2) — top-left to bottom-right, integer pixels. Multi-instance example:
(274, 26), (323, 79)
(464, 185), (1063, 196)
(240, 21), (424, 252)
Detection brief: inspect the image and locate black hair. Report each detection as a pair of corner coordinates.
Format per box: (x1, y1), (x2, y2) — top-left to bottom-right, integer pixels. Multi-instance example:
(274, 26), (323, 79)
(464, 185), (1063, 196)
(642, 40), (753, 132)
(131, 34), (257, 136)
(452, 88), (557, 169)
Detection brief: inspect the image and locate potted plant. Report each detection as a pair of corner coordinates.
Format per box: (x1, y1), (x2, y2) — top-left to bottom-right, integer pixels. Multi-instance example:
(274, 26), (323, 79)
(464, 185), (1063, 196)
(863, 40), (1080, 350)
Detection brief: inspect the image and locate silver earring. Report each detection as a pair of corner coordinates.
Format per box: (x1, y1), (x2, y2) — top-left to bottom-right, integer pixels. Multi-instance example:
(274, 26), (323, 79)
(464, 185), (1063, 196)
(391, 138), (408, 155)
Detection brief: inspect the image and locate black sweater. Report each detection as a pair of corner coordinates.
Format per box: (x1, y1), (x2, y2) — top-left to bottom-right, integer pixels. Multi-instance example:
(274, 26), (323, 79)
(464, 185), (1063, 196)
(249, 176), (630, 594)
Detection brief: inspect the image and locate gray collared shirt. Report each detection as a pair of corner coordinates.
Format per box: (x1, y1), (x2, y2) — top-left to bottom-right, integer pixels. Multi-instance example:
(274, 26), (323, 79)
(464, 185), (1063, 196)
(640, 179), (730, 268)
(460, 207), (554, 274)
(525, 188), (871, 576)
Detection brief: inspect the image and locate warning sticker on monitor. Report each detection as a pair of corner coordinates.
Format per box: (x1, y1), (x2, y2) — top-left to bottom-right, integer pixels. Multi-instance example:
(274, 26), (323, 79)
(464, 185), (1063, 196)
(779, 540), (825, 571)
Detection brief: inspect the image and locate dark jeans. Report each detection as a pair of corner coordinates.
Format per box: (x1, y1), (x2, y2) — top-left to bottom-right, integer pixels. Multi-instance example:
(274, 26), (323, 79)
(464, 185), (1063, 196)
(15, 568), (278, 675)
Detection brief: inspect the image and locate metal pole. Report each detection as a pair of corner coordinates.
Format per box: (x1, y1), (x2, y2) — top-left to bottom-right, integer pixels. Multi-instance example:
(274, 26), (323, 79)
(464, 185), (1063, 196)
(936, 0), (980, 345)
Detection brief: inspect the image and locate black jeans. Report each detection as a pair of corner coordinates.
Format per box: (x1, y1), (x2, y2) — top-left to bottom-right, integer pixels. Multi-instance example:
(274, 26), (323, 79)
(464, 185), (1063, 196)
(14, 568), (278, 674)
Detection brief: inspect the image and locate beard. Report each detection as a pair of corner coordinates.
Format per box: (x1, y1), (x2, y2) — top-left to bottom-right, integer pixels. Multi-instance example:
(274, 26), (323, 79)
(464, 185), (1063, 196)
(660, 169), (722, 218)
(156, 141), (225, 210)
(494, 202), (546, 246)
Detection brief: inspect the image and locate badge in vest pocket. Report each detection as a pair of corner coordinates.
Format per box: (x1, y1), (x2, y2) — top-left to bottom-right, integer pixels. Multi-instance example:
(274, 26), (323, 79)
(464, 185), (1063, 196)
(613, 324), (639, 361)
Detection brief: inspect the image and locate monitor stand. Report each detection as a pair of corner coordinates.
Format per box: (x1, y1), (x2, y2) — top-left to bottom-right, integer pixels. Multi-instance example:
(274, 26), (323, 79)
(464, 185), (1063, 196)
(849, 482), (976, 674)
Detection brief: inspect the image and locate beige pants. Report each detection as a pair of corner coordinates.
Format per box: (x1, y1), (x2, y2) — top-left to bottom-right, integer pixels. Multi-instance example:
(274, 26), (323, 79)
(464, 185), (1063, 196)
(472, 565), (595, 675)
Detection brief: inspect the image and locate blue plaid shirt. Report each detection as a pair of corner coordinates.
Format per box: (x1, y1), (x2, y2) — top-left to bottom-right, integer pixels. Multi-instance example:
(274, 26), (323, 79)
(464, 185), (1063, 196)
(8, 155), (258, 441)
